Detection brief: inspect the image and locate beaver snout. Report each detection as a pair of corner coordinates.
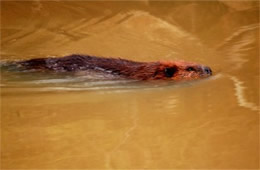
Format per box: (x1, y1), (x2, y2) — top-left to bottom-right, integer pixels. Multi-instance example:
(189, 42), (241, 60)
(202, 66), (212, 76)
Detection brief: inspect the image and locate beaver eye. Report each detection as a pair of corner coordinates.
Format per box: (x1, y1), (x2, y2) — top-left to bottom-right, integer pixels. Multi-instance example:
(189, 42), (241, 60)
(164, 67), (177, 77)
(186, 67), (196, 72)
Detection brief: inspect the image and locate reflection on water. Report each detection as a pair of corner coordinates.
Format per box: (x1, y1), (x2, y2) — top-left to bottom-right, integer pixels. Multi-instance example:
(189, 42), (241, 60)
(229, 76), (259, 111)
(1, 1), (259, 169)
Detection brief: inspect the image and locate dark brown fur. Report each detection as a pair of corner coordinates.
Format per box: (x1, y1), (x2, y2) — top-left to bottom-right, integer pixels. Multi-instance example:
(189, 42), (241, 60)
(14, 54), (212, 81)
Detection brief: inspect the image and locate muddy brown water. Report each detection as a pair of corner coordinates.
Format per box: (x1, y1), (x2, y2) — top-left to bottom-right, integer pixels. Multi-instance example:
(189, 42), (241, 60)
(1, 1), (259, 169)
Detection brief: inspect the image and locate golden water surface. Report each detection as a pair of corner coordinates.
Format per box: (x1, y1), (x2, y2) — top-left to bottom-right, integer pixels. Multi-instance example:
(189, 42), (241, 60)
(1, 1), (259, 169)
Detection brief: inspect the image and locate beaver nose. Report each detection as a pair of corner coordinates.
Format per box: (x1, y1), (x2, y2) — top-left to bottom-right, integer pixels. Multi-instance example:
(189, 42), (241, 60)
(202, 66), (212, 75)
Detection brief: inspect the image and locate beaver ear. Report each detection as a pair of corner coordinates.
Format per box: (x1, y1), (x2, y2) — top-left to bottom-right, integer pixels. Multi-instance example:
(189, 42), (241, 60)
(164, 67), (177, 77)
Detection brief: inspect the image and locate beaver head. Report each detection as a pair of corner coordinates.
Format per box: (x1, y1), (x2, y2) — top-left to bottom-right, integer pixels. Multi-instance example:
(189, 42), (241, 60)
(152, 61), (212, 81)
(129, 60), (212, 81)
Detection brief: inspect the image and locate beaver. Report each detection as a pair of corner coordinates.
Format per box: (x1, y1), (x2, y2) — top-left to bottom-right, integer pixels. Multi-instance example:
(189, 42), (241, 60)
(3, 54), (212, 81)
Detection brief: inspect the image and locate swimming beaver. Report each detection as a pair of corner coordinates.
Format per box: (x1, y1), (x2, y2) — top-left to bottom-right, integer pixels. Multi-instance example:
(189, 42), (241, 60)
(5, 54), (212, 81)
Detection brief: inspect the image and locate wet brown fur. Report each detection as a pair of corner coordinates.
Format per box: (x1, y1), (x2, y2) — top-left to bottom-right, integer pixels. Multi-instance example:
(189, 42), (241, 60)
(15, 54), (212, 81)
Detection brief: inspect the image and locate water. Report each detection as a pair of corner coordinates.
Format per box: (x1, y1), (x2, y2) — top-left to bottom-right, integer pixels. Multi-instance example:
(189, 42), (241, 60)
(1, 1), (259, 169)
